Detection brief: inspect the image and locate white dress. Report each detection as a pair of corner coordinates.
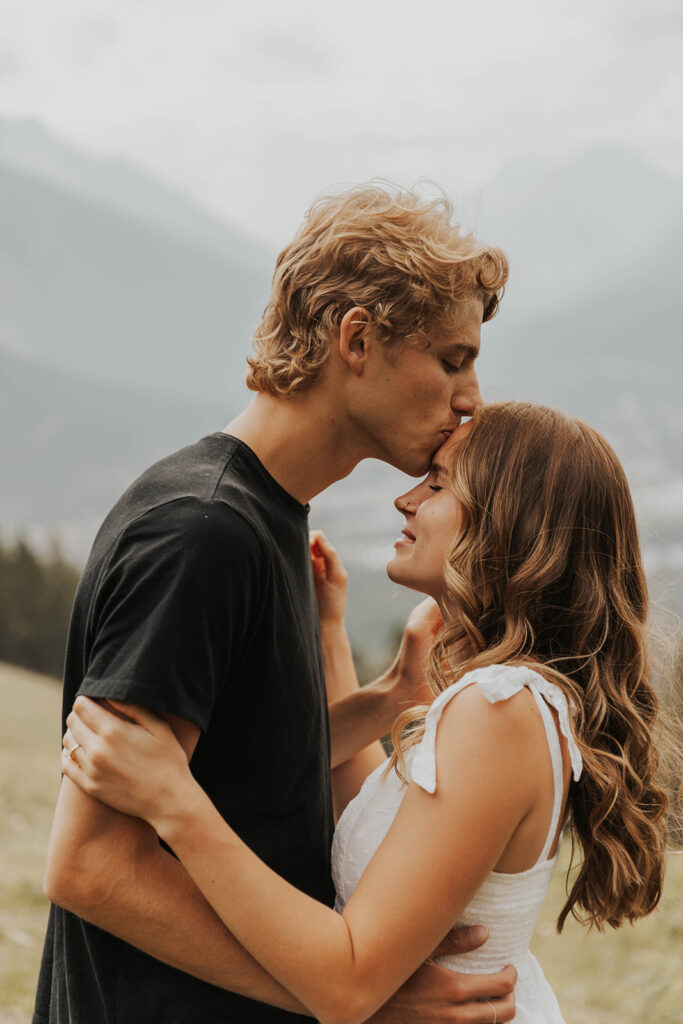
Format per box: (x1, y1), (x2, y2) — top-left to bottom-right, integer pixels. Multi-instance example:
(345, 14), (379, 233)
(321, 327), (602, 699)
(331, 664), (584, 1024)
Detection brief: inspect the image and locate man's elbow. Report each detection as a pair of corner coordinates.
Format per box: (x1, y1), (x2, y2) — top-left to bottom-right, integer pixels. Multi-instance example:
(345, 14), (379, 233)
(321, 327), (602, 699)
(44, 842), (114, 915)
(44, 780), (156, 917)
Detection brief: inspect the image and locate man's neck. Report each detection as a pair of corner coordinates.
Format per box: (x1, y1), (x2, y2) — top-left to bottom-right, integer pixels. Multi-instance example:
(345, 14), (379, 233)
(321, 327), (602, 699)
(224, 392), (363, 505)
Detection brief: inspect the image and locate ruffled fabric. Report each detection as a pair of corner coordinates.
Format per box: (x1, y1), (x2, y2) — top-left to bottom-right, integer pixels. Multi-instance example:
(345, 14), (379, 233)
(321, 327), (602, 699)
(410, 663), (583, 794)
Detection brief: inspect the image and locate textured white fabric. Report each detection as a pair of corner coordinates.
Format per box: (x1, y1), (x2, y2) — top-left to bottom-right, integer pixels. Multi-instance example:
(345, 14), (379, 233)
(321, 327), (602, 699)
(331, 664), (583, 1024)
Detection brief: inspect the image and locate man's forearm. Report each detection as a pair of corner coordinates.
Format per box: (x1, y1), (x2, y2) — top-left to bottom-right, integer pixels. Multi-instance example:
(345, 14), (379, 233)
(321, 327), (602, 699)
(86, 844), (307, 1009)
(46, 781), (308, 1013)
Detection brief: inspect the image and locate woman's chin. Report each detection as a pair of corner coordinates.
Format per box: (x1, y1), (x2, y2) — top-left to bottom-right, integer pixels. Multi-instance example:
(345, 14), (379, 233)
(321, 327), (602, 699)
(385, 555), (403, 584)
(386, 557), (423, 593)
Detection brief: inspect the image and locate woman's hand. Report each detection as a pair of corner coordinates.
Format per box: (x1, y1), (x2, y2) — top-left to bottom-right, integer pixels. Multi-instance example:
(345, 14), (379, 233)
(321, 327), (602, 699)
(310, 530), (348, 626)
(61, 697), (197, 831)
(391, 598), (444, 708)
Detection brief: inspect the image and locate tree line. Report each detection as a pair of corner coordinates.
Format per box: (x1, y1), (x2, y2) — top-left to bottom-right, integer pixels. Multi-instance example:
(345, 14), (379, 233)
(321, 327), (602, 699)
(0, 536), (80, 679)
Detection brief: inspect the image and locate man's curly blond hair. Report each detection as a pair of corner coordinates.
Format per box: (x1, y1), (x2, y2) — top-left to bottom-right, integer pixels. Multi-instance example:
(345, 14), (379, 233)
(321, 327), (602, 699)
(246, 184), (509, 396)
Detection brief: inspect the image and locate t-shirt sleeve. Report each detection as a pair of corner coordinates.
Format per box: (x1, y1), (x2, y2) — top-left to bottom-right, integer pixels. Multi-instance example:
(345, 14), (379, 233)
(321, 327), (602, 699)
(78, 497), (263, 731)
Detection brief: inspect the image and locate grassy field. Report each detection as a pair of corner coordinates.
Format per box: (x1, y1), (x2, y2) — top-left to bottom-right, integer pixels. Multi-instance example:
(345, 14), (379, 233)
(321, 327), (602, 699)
(1, 661), (681, 1022)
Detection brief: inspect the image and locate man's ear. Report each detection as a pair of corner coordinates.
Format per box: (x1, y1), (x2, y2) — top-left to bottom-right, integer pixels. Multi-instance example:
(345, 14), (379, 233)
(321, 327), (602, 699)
(338, 307), (371, 377)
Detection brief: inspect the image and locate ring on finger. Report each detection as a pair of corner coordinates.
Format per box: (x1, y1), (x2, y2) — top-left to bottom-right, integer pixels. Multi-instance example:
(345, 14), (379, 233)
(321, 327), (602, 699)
(66, 742), (81, 761)
(486, 999), (497, 1024)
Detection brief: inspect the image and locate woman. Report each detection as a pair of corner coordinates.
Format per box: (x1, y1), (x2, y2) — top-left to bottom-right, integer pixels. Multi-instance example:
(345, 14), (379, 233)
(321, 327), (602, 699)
(61, 403), (675, 1024)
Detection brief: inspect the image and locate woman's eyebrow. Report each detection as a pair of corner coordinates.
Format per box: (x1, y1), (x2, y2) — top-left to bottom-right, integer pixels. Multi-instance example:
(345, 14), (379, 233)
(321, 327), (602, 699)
(430, 461), (445, 477)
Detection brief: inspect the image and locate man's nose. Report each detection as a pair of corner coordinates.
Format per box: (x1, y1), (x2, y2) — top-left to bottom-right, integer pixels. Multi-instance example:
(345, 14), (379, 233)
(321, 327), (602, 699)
(452, 366), (482, 416)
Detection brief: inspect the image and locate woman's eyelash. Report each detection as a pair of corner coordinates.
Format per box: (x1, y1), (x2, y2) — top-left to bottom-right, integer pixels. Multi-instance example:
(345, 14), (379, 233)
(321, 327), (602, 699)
(429, 485), (443, 492)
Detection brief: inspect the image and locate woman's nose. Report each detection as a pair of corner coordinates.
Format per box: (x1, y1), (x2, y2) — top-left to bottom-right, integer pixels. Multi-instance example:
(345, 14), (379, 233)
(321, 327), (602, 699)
(394, 491), (418, 515)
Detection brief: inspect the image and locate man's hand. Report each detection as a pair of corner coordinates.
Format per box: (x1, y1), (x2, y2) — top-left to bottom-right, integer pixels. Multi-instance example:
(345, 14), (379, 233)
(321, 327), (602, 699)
(369, 926), (517, 1024)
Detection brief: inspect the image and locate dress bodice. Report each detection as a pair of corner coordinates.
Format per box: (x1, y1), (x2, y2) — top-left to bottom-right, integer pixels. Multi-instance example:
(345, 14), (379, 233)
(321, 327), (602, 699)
(330, 664), (583, 1022)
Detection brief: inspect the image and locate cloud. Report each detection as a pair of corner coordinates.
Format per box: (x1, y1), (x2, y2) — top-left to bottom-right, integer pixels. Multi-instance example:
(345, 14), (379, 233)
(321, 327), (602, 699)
(70, 16), (118, 69)
(612, 0), (683, 41)
(244, 28), (333, 79)
(0, 48), (21, 82)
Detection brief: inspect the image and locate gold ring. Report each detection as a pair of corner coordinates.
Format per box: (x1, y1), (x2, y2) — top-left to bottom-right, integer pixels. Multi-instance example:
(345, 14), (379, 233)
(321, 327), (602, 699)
(66, 742), (81, 761)
(486, 999), (497, 1024)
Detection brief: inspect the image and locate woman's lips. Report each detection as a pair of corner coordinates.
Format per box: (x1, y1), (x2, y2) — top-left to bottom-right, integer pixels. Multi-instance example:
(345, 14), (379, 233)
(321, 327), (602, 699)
(394, 528), (416, 548)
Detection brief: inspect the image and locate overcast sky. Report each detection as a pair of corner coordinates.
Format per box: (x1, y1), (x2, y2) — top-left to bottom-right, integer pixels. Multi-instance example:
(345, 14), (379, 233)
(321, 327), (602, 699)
(2, 0), (682, 247)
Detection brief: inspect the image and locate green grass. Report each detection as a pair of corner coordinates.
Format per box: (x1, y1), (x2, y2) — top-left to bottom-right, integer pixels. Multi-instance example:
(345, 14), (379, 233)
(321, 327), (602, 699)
(531, 848), (683, 1023)
(1, 661), (682, 1023)
(0, 662), (62, 1023)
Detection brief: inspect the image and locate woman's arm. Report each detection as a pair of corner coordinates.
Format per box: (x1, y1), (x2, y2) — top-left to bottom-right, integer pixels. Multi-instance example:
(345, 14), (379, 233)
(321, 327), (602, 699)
(61, 684), (536, 1024)
(311, 531), (386, 816)
(311, 531), (442, 816)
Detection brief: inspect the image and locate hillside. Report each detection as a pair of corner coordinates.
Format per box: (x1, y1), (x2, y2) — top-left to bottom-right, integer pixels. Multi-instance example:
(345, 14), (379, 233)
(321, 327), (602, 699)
(479, 145), (683, 318)
(1, 662), (682, 1024)
(0, 158), (271, 403)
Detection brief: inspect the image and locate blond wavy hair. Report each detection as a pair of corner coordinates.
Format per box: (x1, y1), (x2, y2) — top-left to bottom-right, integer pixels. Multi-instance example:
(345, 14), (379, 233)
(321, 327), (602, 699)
(389, 402), (681, 932)
(246, 184), (508, 396)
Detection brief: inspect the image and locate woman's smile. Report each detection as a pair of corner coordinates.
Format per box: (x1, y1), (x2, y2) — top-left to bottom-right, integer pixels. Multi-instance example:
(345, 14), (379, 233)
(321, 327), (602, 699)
(394, 527), (416, 547)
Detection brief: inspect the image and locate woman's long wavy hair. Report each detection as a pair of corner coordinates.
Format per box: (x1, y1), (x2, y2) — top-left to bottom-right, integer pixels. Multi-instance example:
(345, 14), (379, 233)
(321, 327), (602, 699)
(389, 402), (680, 932)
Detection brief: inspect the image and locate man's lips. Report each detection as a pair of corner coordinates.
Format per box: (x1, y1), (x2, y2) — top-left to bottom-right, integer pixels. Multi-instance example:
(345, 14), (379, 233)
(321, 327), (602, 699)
(436, 423), (461, 446)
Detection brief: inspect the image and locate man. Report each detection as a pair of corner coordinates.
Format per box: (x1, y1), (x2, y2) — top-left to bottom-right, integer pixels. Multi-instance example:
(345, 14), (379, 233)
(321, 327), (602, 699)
(35, 185), (515, 1023)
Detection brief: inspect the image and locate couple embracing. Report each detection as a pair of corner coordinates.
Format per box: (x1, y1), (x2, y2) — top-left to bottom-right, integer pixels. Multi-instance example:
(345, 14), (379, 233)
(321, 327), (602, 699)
(36, 185), (670, 1024)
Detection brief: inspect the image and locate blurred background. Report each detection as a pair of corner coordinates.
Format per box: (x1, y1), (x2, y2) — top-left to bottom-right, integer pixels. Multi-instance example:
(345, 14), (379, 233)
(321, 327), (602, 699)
(1, 1), (682, 1021)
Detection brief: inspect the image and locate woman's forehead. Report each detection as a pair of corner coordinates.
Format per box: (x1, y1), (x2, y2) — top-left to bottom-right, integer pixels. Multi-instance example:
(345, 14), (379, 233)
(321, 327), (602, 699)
(431, 420), (474, 471)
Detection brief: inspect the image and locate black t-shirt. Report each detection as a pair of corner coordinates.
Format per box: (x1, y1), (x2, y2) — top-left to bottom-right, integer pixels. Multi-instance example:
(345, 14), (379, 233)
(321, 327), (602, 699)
(34, 433), (335, 1024)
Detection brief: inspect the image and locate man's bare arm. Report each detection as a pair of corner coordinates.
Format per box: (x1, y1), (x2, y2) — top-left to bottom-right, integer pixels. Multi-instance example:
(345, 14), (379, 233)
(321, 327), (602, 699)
(51, 702), (517, 1022)
(45, 710), (307, 1011)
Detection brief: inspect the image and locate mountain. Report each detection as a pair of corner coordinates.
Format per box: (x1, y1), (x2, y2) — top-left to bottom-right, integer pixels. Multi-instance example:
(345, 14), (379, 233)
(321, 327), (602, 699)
(479, 210), (683, 416)
(2, 124), (682, 649)
(478, 145), (683, 318)
(0, 118), (268, 261)
(0, 347), (228, 527)
(0, 121), (272, 404)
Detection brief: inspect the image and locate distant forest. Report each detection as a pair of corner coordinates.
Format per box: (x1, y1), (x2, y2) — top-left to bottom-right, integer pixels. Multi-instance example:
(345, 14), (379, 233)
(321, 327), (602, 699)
(0, 536), (80, 679)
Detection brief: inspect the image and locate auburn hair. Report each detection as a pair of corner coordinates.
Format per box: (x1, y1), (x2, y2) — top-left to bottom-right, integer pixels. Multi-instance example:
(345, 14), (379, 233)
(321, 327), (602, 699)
(389, 402), (681, 932)
(246, 183), (508, 396)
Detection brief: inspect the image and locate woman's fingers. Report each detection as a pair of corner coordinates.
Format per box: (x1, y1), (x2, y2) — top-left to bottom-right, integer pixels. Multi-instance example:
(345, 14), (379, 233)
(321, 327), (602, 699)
(309, 530), (347, 584)
(71, 695), (163, 739)
(101, 699), (163, 731)
(70, 694), (119, 733)
(62, 705), (99, 760)
(61, 726), (88, 772)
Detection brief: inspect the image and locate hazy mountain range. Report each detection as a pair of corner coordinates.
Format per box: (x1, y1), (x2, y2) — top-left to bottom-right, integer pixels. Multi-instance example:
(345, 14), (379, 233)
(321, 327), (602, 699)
(2, 118), (681, 649)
